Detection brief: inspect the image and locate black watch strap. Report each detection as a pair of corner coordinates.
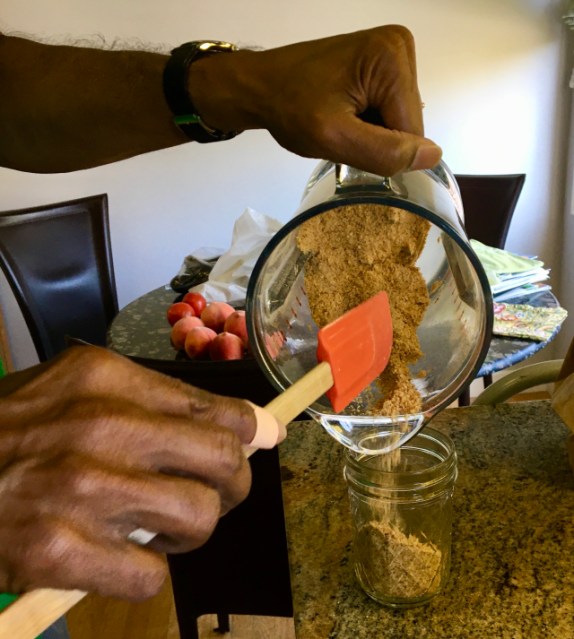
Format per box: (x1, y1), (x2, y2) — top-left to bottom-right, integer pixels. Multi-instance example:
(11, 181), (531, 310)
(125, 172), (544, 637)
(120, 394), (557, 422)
(163, 41), (239, 143)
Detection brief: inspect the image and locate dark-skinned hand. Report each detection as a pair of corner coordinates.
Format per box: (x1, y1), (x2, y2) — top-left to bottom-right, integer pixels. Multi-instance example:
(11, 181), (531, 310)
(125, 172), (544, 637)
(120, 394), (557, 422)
(0, 345), (281, 600)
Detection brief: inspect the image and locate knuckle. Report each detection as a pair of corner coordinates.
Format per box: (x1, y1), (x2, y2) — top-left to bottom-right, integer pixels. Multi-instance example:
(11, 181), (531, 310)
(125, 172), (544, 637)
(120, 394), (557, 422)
(183, 493), (221, 549)
(377, 25), (413, 50)
(187, 385), (242, 422)
(383, 24), (414, 44)
(367, 25), (414, 65)
(63, 345), (120, 391)
(12, 519), (70, 587)
(70, 404), (115, 448)
(211, 428), (245, 478)
(58, 458), (101, 497)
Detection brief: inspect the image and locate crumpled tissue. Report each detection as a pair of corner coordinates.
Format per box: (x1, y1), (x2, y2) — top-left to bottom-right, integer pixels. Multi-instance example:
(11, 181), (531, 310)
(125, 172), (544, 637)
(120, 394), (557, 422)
(190, 207), (283, 305)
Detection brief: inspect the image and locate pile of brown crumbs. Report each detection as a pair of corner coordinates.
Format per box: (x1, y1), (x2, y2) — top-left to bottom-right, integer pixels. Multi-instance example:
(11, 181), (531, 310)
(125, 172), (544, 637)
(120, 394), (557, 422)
(296, 203), (430, 415)
(355, 520), (442, 599)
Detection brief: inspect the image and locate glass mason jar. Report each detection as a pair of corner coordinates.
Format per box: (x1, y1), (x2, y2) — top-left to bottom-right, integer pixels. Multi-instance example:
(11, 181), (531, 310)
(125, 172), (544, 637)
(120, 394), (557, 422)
(344, 427), (458, 608)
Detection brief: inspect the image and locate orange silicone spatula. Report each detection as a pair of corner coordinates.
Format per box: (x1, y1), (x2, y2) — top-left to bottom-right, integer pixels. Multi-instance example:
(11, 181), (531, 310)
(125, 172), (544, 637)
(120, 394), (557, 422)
(0, 291), (393, 639)
(264, 290), (393, 423)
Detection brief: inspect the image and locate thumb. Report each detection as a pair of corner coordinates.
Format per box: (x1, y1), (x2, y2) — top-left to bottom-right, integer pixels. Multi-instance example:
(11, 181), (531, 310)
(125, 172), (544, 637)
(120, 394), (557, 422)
(330, 116), (442, 177)
(187, 390), (285, 449)
(245, 401), (287, 448)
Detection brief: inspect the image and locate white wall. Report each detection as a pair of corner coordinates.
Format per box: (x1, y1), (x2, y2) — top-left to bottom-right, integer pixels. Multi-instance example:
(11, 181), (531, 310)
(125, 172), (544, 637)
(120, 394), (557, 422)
(0, 0), (571, 372)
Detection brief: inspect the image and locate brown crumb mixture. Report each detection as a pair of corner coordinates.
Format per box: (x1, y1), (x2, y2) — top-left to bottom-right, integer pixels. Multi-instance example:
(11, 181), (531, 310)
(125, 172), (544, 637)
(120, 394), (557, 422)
(355, 520), (442, 599)
(296, 203), (430, 415)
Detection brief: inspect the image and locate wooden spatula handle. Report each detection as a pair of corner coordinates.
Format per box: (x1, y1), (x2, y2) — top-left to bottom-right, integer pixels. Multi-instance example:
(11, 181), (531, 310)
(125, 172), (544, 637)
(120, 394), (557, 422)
(0, 588), (85, 639)
(264, 361), (333, 425)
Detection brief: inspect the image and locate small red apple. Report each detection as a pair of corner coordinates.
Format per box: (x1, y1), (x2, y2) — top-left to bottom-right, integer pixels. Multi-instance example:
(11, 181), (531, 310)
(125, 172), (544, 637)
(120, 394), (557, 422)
(170, 316), (204, 350)
(182, 291), (207, 316)
(209, 332), (244, 361)
(167, 302), (195, 326)
(184, 326), (217, 359)
(201, 301), (235, 333)
(223, 310), (249, 347)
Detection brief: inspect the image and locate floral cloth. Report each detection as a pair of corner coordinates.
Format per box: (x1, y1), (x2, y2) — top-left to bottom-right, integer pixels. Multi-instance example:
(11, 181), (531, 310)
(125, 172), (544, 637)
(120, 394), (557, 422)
(493, 302), (568, 342)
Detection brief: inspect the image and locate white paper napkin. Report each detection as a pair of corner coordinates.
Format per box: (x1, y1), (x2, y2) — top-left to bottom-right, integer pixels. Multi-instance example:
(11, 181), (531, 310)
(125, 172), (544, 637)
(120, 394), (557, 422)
(190, 207), (283, 305)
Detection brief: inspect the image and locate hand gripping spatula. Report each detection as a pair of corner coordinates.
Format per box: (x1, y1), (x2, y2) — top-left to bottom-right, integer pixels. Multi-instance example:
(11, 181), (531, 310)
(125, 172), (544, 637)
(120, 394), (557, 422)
(0, 291), (393, 639)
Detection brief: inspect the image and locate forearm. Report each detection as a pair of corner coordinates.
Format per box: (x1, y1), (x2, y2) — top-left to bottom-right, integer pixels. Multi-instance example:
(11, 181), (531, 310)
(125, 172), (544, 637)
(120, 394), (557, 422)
(0, 27), (442, 177)
(0, 34), (188, 172)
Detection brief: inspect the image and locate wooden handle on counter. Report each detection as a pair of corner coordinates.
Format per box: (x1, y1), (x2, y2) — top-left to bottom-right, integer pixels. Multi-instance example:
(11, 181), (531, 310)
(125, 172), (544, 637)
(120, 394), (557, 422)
(0, 362), (335, 638)
(0, 589), (85, 639)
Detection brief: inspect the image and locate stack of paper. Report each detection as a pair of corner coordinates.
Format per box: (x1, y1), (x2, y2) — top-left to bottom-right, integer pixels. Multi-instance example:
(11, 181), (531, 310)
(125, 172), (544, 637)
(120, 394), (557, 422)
(470, 240), (551, 302)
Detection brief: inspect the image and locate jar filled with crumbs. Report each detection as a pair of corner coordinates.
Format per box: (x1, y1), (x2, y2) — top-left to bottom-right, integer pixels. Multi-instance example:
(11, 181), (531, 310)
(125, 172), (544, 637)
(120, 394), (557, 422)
(344, 427), (458, 607)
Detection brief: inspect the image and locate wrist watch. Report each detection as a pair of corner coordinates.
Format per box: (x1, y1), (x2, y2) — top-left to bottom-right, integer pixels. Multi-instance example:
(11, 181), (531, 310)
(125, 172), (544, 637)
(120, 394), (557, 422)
(163, 40), (240, 143)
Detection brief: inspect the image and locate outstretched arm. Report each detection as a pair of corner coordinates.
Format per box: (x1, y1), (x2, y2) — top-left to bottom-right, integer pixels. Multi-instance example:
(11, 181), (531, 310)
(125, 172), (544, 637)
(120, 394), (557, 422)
(0, 34), (185, 172)
(0, 26), (441, 175)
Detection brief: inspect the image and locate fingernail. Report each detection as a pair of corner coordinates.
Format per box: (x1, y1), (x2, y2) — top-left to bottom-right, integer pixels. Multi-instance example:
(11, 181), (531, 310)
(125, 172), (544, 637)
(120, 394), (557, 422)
(246, 401), (286, 448)
(409, 141), (442, 171)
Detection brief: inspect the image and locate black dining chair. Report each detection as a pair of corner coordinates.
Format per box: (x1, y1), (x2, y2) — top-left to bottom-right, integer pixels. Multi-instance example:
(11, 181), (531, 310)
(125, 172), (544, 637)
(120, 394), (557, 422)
(0, 194), (118, 362)
(455, 174), (526, 405)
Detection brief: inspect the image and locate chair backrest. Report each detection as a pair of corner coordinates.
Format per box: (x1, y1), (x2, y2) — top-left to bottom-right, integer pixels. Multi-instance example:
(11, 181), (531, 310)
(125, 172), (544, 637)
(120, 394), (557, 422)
(473, 359), (563, 405)
(0, 194), (118, 362)
(474, 336), (574, 405)
(454, 174), (526, 249)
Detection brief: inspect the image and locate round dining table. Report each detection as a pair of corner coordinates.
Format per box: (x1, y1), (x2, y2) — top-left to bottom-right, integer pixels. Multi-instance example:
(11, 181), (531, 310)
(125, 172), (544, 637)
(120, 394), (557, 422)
(107, 285), (563, 391)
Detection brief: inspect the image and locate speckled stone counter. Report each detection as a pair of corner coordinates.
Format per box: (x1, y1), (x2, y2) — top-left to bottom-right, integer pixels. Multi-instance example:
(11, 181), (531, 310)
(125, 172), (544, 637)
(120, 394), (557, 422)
(280, 402), (574, 638)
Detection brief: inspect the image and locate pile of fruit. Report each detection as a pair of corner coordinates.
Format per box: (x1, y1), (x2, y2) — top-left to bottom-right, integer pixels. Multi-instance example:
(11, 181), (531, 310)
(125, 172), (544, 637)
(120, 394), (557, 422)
(166, 292), (250, 361)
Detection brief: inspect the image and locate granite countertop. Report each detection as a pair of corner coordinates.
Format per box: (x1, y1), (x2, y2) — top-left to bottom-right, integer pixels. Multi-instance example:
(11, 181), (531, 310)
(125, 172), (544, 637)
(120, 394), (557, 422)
(279, 401), (574, 638)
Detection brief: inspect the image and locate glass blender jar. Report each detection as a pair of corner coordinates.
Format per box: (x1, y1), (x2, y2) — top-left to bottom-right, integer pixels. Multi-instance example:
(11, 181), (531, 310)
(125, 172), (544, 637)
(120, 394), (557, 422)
(246, 160), (492, 454)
